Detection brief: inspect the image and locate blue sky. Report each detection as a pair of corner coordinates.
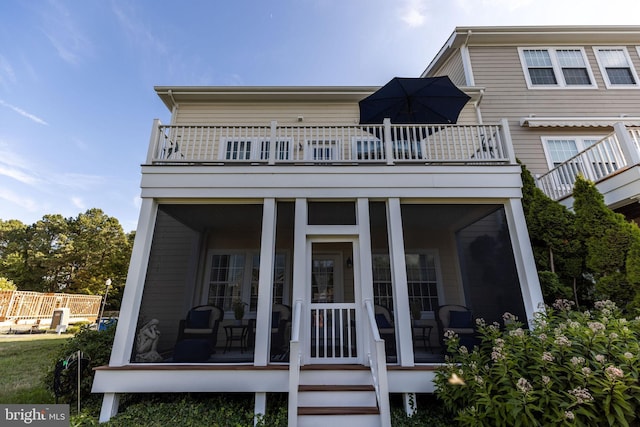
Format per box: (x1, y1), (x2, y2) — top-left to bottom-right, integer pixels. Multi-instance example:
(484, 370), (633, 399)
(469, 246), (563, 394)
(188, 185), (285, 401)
(2, 0), (640, 232)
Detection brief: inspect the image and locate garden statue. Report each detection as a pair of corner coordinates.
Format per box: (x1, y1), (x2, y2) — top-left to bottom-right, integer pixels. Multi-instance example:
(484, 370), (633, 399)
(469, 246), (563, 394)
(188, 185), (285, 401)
(135, 318), (163, 362)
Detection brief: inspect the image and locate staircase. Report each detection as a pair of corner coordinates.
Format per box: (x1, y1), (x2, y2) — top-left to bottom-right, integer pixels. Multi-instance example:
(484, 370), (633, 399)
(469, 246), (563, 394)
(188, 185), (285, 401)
(295, 365), (381, 427)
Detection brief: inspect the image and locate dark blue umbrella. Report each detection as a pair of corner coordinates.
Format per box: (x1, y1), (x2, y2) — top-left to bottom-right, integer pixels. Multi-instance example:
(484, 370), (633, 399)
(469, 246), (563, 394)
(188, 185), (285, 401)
(359, 76), (470, 125)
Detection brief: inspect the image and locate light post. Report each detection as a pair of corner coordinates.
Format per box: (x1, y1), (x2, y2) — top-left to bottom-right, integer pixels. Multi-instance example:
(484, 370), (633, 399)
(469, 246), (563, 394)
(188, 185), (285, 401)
(99, 278), (112, 325)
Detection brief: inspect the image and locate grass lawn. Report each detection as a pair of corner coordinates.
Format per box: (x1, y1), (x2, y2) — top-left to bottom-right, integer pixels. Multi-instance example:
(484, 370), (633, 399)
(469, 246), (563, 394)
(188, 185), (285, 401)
(0, 334), (70, 404)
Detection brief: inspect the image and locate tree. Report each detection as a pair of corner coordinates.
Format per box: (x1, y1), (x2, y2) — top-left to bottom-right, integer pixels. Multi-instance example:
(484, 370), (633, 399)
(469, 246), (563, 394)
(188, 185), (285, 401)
(0, 277), (16, 290)
(572, 176), (640, 310)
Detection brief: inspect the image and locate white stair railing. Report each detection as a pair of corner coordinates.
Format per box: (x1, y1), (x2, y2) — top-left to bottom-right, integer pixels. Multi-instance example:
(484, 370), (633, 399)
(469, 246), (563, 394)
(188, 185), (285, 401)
(364, 299), (391, 427)
(287, 299), (303, 427)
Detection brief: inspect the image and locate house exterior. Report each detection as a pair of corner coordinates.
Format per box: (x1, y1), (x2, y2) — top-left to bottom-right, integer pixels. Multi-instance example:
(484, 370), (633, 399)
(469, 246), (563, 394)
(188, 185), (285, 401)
(92, 83), (544, 423)
(422, 26), (640, 222)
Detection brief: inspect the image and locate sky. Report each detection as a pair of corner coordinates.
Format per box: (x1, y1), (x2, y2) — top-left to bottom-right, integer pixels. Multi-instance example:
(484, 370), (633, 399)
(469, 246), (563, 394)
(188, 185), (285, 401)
(2, 0), (640, 232)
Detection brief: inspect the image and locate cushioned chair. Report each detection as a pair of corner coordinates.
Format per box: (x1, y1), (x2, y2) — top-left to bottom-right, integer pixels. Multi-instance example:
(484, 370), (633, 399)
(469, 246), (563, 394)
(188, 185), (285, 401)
(436, 304), (476, 349)
(176, 304), (224, 350)
(374, 305), (396, 355)
(270, 304), (291, 356)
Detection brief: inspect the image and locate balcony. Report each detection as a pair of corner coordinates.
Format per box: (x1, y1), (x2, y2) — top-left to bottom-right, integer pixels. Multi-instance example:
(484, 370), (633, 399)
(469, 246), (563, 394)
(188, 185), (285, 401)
(536, 124), (640, 202)
(147, 120), (515, 166)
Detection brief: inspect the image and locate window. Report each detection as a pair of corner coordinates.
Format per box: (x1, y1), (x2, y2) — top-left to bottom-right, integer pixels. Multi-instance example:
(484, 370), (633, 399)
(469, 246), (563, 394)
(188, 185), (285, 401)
(372, 252), (440, 314)
(206, 252), (288, 313)
(519, 48), (595, 88)
(594, 47), (639, 88)
(354, 139), (384, 161)
(542, 136), (606, 185)
(221, 138), (291, 160)
(306, 140), (340, 161)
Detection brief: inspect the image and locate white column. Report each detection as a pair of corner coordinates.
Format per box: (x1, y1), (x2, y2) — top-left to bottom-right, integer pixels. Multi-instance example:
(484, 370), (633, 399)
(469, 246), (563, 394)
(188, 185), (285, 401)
(268, 121), (278, 166)
(403, 392), (417, 416)
(504, 198), (544, 327)
(500, 118), (517, 165)
(98, 393), (120, 422)
(254, 392), (267, 426)
(384, 118), (394, 165)
(357, 198), (374, 302)
(614, 122), (640, 165)
(109, 198), (158, 365)
(254, 198), (277, 366)
(291, 199), (307, 363)
(386, 198), (414, 366)
(145, 119), (161, 163)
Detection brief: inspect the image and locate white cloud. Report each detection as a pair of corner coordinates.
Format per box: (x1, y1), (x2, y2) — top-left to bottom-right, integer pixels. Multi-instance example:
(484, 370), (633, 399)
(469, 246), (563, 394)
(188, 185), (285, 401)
(0, 99), (48, 125)
(40, 2), (93, 65)
(0, 55), (16, 89)
(0, 187), (39, 211)
(71, 196), (85, 210)
(399, 0), (428, 28)
(112, 4), (167, 56)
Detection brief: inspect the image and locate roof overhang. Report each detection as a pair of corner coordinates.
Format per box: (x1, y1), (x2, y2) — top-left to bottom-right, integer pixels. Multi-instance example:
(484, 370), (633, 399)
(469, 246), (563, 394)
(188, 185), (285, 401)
(155, 85), (484, 111)
(423, 25), (640, 77)
(520, 116), (640, 128)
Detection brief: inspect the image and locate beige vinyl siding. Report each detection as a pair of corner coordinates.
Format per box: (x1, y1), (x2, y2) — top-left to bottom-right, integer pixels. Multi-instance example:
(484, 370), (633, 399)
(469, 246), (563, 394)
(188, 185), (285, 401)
(434, 52), (467, 86)
(470, 45), (640, 175)
(174, 102), (360, 126)
(138, 210), (200, 350)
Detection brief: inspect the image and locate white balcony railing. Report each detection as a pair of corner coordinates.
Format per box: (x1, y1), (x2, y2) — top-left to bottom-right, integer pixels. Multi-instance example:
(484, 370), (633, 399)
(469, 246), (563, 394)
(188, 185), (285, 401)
(149, 121), (514, 166)
(536, 126), (640, 200)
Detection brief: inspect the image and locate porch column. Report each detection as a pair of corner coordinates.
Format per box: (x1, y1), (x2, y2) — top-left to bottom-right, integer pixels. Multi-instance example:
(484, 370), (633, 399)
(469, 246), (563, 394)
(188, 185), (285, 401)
(291, 199), (308, 362)
(254, 198), (277, 366)
(357, 198), (374, 365)
(109, 198), (158, 365)
(614, 122), (640, 166)
(504, 198), (544, 327)
(386, 198), (414, 366)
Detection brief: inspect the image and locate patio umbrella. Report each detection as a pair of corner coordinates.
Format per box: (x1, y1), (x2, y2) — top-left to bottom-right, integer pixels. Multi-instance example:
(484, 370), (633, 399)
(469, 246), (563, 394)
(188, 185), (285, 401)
(358, 76), (470, 125)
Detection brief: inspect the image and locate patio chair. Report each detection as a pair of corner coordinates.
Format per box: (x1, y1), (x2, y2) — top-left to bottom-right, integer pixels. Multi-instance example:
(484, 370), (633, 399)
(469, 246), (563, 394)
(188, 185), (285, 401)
(176, 304), (224, 350)
(436, 304), (476, 350)
(271, 304), (291, 356)
(374, 304), (396, 355)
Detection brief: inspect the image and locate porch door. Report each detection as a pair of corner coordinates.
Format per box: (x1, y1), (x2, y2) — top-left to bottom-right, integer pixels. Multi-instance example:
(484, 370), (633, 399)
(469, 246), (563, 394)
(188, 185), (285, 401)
(308, 242), (359, 364)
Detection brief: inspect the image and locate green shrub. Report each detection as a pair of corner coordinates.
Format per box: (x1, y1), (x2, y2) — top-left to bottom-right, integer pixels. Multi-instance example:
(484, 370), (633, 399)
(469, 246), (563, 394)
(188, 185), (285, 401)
(435, 300), (640, 426)
(45, 325), (116, 413)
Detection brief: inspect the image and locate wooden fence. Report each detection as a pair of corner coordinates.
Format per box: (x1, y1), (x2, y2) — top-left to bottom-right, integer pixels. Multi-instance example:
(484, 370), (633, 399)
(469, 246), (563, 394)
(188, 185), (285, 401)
(0, 290), (102, 324)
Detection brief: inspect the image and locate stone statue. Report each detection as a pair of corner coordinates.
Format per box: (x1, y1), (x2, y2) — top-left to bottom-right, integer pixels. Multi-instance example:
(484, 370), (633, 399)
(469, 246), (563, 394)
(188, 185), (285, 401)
(135, 319), (163, 363)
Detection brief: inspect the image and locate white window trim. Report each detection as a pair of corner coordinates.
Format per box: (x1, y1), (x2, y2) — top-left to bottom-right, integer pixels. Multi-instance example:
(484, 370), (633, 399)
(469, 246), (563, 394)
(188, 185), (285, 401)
(593, 46), (640, 89)
(352, 137), (384, 161)
(518, 47), (597, 89)
(540, 135), (603, 170)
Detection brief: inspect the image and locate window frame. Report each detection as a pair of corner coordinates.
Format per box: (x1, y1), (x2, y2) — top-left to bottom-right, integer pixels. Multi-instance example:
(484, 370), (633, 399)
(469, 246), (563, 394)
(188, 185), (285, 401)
(518, 47), (597, 89)
(305, 139), (341, 161)
(541, 135), (604, 170)
(593, 46), (640, 89)
(219, 138), (293, 161)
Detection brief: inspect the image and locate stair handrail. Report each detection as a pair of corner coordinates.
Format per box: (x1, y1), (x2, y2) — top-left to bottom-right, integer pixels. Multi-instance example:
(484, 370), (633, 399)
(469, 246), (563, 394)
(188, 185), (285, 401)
(287, 299), (303, 427)
(364, 299), (391, 427)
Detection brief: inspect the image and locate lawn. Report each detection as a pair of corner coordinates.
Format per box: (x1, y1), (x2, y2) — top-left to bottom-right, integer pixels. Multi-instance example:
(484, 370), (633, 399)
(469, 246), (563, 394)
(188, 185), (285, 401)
(0, 334), (70, 404)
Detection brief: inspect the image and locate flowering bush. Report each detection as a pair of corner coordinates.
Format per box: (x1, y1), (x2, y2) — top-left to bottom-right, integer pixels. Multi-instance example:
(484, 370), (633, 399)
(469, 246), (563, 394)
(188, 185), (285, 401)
(434, 300), (640, 426)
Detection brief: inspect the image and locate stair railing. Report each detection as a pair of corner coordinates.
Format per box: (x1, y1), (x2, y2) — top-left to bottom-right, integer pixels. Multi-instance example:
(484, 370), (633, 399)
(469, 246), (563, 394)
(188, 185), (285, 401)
(364, 299), (391, 427)
(287, 299), (303, 427)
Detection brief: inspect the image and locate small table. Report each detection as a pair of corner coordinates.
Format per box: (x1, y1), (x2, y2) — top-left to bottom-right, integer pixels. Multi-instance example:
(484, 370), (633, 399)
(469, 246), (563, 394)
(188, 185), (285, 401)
(224, 324), (248, 353)
(412, 323), (433, 352)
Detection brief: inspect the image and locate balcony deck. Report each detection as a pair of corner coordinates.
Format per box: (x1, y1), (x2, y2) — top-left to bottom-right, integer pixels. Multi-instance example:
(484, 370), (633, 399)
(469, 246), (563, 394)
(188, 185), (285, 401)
(147, 121), (514, 166)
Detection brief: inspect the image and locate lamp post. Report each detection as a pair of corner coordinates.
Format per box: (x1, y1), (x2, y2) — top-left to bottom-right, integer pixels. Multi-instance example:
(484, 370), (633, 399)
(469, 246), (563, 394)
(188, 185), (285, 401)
(99, 278), (112, 325)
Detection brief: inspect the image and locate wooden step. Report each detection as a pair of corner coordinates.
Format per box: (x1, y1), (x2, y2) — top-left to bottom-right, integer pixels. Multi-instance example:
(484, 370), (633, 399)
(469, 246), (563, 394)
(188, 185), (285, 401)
(299, 384), (374, 392)
(298, 406), (379, 415)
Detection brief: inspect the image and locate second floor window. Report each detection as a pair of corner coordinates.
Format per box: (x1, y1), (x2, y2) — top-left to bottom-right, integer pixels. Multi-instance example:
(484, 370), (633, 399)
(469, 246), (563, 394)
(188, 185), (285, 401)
(594, 47), (639, 88)
(519, 48), (595, 89)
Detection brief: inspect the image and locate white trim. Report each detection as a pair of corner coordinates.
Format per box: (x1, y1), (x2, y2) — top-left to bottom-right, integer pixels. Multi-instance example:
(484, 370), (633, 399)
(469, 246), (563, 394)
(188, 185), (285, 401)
(218, 137), (293, 161)
(518, 47), (597, 89)
(305, 139), (341, 161)
(593, 46), (640, 89)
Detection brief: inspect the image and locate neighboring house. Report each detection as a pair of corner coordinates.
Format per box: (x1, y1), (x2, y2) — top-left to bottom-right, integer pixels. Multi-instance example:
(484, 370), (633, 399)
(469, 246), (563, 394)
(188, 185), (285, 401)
(422, 26), (640, 223)
(92, 89), (543, 423)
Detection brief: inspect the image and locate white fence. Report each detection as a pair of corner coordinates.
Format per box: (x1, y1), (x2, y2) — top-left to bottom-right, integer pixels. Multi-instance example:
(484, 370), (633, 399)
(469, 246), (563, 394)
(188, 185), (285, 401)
(0, 290), (102, 325)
